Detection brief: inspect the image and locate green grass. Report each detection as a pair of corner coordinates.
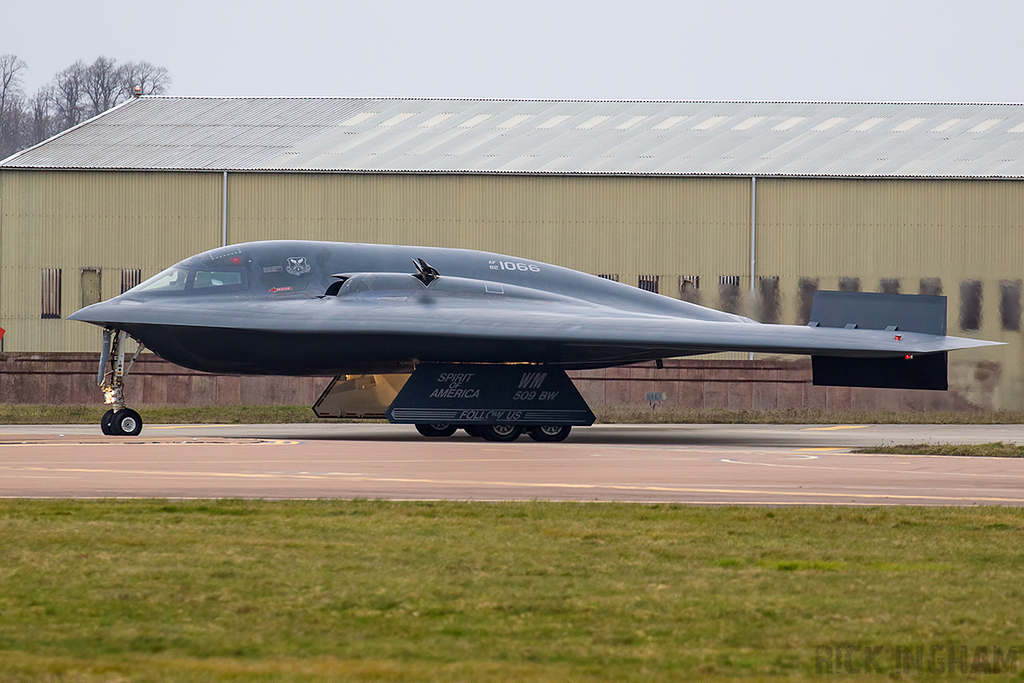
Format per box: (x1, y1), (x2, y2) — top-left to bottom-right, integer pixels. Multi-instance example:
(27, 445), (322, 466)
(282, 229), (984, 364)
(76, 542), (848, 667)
(2, 501), (1024, 681)
(3, 403), (1024, 425)
(853, 441), (1024, 457)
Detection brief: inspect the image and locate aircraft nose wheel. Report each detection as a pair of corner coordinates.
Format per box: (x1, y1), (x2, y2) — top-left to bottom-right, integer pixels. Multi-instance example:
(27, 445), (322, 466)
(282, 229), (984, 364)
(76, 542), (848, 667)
(106, 408), (143, 436)
(100, 409), (115, 436)
(96, 330), (145, 436)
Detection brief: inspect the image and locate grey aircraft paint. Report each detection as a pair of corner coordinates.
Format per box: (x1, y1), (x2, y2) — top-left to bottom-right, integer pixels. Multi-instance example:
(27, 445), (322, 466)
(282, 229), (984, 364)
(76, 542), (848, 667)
(69, 240), (998, 378)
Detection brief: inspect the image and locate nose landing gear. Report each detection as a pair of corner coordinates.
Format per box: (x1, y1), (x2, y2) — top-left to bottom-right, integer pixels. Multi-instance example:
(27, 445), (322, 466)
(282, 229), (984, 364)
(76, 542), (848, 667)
(98, 329), (145, 436)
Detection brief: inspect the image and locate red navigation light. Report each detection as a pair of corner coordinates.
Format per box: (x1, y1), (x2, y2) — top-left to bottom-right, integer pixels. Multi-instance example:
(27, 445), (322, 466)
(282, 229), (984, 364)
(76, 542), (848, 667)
(905, 354), (913, 360)
(231, 257), (241, 264)
(894, 335), (902, 341)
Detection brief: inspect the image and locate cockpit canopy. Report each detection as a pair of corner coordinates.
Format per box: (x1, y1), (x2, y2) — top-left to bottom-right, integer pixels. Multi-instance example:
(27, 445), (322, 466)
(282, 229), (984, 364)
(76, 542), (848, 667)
(126, 243), (333, 296)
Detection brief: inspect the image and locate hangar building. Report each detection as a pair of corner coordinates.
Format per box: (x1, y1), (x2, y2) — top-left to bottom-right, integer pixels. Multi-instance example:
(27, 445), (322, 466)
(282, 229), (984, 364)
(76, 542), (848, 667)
(1, 97), (1022, 407)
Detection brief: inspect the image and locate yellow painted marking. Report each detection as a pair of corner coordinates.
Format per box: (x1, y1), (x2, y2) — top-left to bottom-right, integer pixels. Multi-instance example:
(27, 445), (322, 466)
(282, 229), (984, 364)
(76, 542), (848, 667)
(801, 425), (871, 431)
(147, 425), (232, 430)
(0, 465), (1020, 503)
(0, 439), (300, 447)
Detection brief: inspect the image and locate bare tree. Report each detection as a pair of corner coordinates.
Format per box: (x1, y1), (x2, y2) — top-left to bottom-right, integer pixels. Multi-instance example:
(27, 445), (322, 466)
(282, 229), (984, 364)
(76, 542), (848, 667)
(52, 60), (87, 129)
(0, 54), (26, 121)
(121, 60), (171, 98)
(28, 85), (55, 146)
(0, 56), (172, 155)
(84, 56), (127, 117)
(0, 54), (27, 157)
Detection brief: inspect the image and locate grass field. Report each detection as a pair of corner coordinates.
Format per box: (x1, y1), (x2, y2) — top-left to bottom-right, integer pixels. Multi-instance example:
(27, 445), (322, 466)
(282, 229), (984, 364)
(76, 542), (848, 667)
(2, 501), (1024, 681)
(854, 442), (1024, 457)
(3, 403), (1024, 425)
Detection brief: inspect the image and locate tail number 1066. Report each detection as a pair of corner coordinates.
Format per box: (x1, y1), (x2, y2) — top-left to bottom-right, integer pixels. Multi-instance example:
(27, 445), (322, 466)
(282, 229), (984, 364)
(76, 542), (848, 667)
(498, 262), (541, 272)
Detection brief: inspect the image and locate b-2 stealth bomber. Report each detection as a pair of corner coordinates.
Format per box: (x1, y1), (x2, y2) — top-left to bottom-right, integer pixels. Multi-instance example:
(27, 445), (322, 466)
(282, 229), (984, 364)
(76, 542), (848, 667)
(69, 240), (999, 440)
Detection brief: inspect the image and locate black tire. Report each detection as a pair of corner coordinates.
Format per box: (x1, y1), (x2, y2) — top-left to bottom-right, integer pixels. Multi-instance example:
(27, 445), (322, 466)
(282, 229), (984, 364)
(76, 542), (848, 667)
(415, 423), (458, 438)
(100, 409), (115, 436)
(528, 425), (572, 442)
(479, 424), (522, 442)
(464, 426), (483, 437)
(112, 408), (143, 436)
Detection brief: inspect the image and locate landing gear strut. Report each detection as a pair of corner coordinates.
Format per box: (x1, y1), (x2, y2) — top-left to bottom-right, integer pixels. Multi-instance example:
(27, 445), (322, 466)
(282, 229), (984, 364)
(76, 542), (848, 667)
(98, 329), (145, 436)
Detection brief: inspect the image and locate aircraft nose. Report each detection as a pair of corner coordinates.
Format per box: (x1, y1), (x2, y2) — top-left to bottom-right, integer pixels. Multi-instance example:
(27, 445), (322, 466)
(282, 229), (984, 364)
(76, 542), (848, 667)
(68, 300), (118, 324)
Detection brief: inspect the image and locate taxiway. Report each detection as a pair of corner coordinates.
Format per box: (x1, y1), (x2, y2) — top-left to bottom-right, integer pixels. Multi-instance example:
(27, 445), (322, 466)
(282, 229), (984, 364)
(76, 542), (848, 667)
(1, 423), (1023, 504)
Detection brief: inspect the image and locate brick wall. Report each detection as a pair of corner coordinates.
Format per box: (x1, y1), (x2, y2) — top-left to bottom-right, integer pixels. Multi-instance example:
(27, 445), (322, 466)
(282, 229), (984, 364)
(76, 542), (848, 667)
(0, 353), (990, 411)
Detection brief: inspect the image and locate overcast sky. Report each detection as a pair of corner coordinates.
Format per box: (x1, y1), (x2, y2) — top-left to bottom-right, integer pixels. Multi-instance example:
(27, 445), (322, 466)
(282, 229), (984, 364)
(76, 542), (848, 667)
(6, 0), (1024, 103)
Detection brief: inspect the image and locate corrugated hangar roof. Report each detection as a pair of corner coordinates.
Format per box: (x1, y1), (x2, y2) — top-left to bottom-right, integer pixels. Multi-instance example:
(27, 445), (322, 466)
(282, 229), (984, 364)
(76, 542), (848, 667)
(4, 96), (1024, 178)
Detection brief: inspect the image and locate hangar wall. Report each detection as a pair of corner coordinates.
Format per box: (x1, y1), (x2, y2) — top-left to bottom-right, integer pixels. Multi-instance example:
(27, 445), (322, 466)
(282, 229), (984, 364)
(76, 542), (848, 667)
(1, 170), (1020, 407)
(0, 171), (223, 352)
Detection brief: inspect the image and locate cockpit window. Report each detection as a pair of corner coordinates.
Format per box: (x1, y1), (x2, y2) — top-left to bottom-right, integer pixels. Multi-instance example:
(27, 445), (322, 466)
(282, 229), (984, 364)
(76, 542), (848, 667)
(193, 270), (246, 290)
(133, 265), (188, 293)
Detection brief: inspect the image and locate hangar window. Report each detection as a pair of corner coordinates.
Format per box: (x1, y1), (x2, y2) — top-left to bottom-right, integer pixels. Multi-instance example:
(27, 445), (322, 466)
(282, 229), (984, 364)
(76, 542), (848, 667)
(758, 276), (780, 323)
(679, 275), (700, 303)
(596, 273), (619, 282)
(1000, 280), (1022, 331)
(719, 275), (741, 313)
(880, 278), (901, 295)
(959, 280), (983, 331)
(80, 268), (101, 308)
(121, 269), (142, 294)
(638, 275), (659, 293)
(919, 278), (942, 296)
(796, 277), (819, 325)
(838, 277), (861, 292)
(41, 268), (62, 319)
